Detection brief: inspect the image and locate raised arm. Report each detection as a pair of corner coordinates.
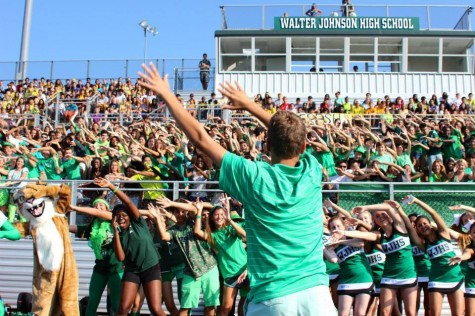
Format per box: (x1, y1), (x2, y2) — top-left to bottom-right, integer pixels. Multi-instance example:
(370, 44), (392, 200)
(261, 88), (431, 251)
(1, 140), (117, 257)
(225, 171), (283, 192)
(69, 204), (112, 221)
(192, 201), (207, 240)
(156, 197), (198, 216)
(355, 203), (407, 234)
(218, 82), (272, 127)
(94, 177), (140, 220)
(386, 200), (424, 250)
(449, 204), (475, 214)
(112, 217), (125, 261)
(410, 195), (449, 237)
(449, 246), (475, 266)
(340, 229), (380, 242)
(138, 64), (226, 167)
(324, 199), (352, 219)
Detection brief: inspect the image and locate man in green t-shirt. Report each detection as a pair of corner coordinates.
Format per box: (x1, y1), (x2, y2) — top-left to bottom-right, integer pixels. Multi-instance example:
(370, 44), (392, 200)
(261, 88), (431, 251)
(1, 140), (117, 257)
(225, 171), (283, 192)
(440, 125), (463, 162)
(61, 147), (84, 180)
(138, 65), (335, 316)
(35, 147), (63, 180)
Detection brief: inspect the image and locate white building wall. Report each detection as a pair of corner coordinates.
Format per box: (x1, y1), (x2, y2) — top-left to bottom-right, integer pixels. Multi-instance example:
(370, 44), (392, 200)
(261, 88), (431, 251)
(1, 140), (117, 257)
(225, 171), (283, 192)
(216, 73), (475, 99)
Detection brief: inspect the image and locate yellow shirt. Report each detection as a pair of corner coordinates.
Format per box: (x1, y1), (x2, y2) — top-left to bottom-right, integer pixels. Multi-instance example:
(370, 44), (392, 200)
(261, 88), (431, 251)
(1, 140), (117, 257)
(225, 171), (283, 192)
(351, 106), (364, 115)
(265, 107), (277, 114)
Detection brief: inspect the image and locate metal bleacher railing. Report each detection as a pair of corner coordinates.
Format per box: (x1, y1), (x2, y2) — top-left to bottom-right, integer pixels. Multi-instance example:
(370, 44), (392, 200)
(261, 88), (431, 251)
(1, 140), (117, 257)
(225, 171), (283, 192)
(0, 58), (216, 93)
(1, 179), (474, 226)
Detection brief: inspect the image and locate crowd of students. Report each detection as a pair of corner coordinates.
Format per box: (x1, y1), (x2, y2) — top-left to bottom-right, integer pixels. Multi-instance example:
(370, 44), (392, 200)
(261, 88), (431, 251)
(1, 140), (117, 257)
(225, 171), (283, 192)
(0, 71), (475, 315)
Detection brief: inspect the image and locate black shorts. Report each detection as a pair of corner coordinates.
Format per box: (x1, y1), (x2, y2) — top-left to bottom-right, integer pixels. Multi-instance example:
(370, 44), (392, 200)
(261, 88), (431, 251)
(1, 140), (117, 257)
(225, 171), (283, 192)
(122, 264), (161, 285)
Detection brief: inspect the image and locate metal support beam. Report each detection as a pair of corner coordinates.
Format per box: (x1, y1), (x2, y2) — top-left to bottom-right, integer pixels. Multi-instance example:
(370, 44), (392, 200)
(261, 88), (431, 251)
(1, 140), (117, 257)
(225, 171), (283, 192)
(17, 0), (34, 80)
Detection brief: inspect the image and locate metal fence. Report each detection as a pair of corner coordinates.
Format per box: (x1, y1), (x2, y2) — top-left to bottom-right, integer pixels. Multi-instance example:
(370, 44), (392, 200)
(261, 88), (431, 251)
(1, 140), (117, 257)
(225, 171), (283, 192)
(0, 58), (215, 90)
(219, 4), (473, 31)
(1, 179), (474, 226)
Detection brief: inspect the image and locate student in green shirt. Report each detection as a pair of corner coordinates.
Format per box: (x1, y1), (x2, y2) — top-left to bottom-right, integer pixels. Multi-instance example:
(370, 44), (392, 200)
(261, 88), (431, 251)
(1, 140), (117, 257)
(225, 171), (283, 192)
(94, 177), (166, 316)
(139, 64), (334, 316)
(35, 146), (63, 180)
(154, 200), (219, 316)
(194, 201), (248, 316)
(61, 147), (84, 180)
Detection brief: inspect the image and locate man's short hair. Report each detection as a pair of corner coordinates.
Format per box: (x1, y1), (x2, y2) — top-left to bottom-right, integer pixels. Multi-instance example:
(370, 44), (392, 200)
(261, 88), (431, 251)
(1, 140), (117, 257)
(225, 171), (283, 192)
(268, 111), (306, 159)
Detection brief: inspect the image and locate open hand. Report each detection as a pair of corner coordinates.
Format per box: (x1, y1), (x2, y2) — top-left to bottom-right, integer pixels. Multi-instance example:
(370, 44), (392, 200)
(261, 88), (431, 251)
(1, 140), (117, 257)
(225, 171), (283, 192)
(138, 63), (171, 97)
(218, 81), (252, 111)
(94, 177), (112, 189)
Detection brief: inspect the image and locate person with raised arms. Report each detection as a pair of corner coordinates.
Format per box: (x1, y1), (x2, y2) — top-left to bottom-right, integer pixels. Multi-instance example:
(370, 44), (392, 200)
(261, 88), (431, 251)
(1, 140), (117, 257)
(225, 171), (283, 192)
(138, 63), (335, 316)
(343, 202), (418, 316)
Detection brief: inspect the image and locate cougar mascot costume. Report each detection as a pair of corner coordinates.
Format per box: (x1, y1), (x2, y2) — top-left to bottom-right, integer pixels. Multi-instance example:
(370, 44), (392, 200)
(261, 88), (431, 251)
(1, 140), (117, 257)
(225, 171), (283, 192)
(14, 184), (79, 315)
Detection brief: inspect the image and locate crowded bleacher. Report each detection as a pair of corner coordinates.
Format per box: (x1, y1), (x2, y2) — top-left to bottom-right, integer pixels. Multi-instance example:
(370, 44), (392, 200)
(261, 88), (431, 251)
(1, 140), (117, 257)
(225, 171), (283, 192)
(0, 72), (475, 315)
(0, 77), (474, 194)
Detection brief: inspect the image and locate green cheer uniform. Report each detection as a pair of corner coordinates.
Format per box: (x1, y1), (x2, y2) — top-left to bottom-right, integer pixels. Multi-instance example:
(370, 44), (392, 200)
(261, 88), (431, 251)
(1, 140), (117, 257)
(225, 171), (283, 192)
(365, 248), (386, 295)
(464, 244), (475, 298)
(335, 244), (373, 295)
(426, 233), (464, 292)
(380, 229), (417, 288)
(322, 233), (340, 283)
(412, 245), (431, 284)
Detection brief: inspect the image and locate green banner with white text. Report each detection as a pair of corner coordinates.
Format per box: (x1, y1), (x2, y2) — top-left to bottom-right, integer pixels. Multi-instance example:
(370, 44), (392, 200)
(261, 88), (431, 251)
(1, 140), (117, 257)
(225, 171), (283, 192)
(275, 17), (420, 31)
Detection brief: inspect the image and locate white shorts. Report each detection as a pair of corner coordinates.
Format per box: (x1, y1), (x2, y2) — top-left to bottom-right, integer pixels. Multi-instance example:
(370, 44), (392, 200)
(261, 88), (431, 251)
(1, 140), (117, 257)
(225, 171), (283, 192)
(246, 285), (337, 316)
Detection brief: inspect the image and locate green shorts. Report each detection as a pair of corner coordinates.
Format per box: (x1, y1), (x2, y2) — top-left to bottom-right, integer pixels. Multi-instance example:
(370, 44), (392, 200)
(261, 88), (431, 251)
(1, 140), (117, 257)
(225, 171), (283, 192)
(161, 263), (185, 283)
(181, 266), (220, 308)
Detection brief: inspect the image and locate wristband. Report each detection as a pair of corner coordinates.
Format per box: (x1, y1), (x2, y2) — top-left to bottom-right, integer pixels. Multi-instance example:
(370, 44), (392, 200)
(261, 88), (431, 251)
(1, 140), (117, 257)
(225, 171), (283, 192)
(196, 216), (202, 219)
(112, 187), (119, 194)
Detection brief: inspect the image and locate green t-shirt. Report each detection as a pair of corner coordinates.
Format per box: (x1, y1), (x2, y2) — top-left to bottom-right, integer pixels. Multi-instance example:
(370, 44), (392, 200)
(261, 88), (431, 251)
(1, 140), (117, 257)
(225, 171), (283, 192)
(118, 216), (160, 273)
(62, 158), (82, 180)
(426, 131), (442, 156)
(441, 135), (463, 160)
(212, 225), (247, 279)
(372, 153), (394, 172)
(395, 152), (415, 173)
(171, 151), (187, 180)
(313, 151), (337, 177)
(169, 221), (217, 278)
(23, 155), (39, 179)
(429, 173), (446, 182)
(219, 151), (327, 303)
(37, 156), (62, 180)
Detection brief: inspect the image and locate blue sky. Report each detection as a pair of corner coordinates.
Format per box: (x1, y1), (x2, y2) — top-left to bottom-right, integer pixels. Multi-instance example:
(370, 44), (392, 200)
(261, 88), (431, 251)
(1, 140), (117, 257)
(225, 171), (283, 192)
(1, 0), (473, 81)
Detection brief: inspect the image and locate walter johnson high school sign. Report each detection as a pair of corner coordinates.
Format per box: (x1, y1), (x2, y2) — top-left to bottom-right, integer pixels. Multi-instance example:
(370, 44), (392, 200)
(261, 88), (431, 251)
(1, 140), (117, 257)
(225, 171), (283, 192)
(275, 17), (420, 30)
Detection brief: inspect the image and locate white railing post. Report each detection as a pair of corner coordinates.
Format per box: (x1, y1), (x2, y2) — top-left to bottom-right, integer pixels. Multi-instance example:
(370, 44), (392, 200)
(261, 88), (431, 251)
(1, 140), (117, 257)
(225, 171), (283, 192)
(173, 181), (180, 200)
(54, 93), (60, 128)
(69, 181), (78, 237)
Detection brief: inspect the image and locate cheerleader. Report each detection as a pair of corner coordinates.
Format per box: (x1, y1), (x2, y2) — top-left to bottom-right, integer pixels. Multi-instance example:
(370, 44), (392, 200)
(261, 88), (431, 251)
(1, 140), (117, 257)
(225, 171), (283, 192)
(407, 213), (431, 316)
(449, 221), (475, 316)
(354, 210), (386, 316)
(343, 202), (417, 316)
(402, 196), (464, 316)
(327, 216), (373, 316)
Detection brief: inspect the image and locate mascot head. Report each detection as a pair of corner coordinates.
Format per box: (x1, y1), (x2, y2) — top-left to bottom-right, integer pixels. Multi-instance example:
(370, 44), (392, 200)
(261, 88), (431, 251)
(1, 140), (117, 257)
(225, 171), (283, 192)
(14, 188), (56, 226)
